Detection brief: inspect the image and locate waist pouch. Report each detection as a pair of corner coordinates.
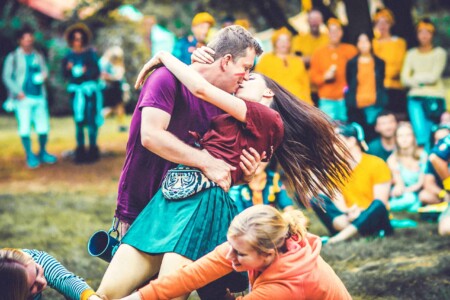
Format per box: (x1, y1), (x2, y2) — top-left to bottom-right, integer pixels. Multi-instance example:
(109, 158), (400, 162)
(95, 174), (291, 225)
(162, 165), (218, 200)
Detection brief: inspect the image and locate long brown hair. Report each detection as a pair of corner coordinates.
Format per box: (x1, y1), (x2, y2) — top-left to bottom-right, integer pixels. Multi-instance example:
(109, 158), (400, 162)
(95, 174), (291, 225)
(260, 74), (351, 205)
(0, 248), (32, 300)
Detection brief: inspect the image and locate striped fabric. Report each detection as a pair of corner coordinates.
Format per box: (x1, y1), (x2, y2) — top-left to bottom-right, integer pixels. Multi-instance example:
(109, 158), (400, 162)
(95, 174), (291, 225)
(23, 249), (91, 300)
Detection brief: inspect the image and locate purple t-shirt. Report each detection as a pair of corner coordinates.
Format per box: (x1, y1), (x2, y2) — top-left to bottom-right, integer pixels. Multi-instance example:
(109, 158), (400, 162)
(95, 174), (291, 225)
(115, 67), (223, 223)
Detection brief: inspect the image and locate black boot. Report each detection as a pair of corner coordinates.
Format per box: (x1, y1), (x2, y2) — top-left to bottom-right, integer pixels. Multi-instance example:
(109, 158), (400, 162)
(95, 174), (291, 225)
(74, 146), (87, 164)
(87, 145), (100, 163)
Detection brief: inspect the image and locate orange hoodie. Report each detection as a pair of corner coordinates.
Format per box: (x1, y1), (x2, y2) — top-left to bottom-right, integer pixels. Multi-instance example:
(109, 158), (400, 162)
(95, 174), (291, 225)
(139, 234), (352, 300)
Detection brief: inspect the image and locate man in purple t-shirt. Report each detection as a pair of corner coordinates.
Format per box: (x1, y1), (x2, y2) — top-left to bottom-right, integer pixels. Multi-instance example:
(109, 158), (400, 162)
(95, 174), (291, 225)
(115, 26), (263, 231)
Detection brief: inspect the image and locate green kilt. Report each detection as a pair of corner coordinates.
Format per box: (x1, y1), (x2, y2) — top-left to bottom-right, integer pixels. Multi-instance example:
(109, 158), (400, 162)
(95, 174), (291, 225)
(122, 186), (238, 261)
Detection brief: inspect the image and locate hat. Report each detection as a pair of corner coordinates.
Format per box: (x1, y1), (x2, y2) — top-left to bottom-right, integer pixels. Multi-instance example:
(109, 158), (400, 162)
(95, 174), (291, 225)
(271, 27), (292, 47)
(336, 122), (368, 151)
(192, 12), (215, 27)
(327, 17), (342, 28)
(373, 8), (395, 25)
(64, 23), (93, 45)
(416, 19), (435, 34)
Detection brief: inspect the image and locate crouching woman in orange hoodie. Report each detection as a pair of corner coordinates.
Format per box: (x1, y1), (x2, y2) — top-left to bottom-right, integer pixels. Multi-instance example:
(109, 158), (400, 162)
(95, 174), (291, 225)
(119, 205), (352, 300)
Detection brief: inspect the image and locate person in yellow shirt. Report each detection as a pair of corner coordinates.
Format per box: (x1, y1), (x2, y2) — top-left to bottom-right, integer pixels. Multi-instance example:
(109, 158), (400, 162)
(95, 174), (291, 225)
(310, 18), (358, 121)
(312, 122), (393, 243)
(291, 9), (329, 69)
(255, 27), (312, 104)
(292, 9), (329, 106)
(372, 8), (407, 115)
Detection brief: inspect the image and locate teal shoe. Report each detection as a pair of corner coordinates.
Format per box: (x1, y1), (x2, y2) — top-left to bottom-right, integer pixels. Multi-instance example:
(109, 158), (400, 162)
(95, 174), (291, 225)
(320, 236), (330, 245)
(39, 151), (57, 164)
(390, 219), (418, 229)
(26, 154), (40, 169)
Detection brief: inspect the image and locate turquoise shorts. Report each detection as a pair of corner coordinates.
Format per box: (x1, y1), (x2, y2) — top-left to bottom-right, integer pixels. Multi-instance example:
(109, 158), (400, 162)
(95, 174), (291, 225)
(318, 98), (348, 122)
(14, 95), (50, 136)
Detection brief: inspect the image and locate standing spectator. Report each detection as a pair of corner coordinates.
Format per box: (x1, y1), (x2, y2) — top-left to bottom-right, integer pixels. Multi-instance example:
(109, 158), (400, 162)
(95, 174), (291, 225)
(401, 18), (447, 150)
(229, 161), (294, 213)
(100, 46), (129, 132)
(291, 9), (329, 69)
(142, 16), (175, 57)
(310, 18), (357, 122)
(62, 23), (103, 164)
(372, 8), (407, 116)
(387, 122), (427, 212)
(419, 125), (450, 205)
(312, 123), (393, 243)
(345, 32), (388, 141)
(172, 12), (215, 64)
(2, 27), (57, 169)
(367, 110), (398, 161)
(0, 248), (101, 300)
(255, 27), (312, 104)
(292, 9), (329, 106)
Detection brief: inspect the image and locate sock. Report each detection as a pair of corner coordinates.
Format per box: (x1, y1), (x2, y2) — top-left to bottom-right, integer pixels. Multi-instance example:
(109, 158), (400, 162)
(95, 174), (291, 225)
(21, 136), (33, 157)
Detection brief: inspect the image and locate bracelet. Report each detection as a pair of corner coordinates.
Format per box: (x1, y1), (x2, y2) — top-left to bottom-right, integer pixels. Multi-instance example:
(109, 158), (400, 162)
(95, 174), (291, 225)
(438, 189), (447, 199)
(443, 177), (450, 191)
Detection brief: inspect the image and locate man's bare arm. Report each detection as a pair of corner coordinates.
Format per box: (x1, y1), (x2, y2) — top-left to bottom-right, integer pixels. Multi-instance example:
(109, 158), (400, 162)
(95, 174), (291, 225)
(141, 107), (235, 191)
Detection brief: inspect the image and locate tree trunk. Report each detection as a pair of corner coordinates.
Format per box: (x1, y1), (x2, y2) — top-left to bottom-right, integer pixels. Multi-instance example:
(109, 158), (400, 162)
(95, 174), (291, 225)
(343, 0), (372, 44)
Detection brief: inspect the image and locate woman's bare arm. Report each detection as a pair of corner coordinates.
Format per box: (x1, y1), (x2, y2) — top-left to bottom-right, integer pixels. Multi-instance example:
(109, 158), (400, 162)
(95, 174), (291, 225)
(135, 51), (247, 122)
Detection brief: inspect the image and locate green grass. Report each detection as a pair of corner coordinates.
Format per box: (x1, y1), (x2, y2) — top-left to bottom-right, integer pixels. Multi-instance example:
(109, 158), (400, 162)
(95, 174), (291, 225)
(1, 115), (449, 299)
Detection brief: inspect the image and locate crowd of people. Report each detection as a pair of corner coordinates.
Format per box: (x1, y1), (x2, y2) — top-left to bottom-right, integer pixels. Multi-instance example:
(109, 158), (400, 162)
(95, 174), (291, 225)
(1, 5), (450, 300)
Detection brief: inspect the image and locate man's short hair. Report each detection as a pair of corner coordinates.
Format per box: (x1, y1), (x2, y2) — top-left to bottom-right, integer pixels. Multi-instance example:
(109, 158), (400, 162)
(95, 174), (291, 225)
(17, 26), (34, 40)
(207, 25), (263, 62)
(375, 109), (397, 123)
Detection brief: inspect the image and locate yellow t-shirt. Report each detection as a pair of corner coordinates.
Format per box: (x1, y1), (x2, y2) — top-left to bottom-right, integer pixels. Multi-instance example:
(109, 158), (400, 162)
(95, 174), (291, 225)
(255, 53), (312, 104)
(341, 153), (392, 209)
(372, 37), (407, 89)
(291, 32), (329, 57)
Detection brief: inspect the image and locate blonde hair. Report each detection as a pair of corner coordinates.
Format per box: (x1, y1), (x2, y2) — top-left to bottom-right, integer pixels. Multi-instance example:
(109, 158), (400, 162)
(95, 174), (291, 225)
(102, 46), (125, 66)
(228, 205), (307, 255)
(393, 122), (422, 160)
(0, 248), (33, 300)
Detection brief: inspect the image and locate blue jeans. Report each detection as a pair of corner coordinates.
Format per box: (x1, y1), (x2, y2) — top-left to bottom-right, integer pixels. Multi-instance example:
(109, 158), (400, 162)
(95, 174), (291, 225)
(407, 96), (440, 149)
(318, 98), (347, 122)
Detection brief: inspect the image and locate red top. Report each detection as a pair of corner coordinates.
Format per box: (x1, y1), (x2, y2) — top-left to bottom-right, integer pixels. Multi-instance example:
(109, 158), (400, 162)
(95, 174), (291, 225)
(198, 100), (284, 185)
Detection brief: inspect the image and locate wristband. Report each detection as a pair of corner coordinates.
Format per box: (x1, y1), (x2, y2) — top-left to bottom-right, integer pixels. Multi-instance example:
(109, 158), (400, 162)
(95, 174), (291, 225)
(443, 177), (450, 191)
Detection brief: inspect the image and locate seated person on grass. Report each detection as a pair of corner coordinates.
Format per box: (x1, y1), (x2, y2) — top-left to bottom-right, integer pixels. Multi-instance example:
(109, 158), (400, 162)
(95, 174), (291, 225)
(312, 122), (393, 244)
(367, 110), (398, 161)
(229, 161), (294, 213)
(422, 129), (450, 236)
(387, 122), (427, 212)
(419, 125), (450, 206)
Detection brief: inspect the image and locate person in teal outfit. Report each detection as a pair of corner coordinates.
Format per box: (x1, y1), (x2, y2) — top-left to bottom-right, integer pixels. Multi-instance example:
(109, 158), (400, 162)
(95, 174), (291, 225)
(62, 23), (103, 164)
(172, 12), (215, 64)
(229, 161), (294, 212)
(2, 27), (57, 169)
(95, 44), (350, 299)
(387, 122), (427, 212)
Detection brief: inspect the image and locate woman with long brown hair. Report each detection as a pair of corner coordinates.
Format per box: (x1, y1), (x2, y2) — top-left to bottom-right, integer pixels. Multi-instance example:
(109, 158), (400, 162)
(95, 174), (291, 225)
(96, 48), (350, 299)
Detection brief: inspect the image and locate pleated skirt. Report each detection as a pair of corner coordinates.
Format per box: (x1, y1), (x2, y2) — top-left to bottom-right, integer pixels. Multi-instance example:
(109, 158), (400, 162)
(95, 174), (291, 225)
(122, 187), (238, 261)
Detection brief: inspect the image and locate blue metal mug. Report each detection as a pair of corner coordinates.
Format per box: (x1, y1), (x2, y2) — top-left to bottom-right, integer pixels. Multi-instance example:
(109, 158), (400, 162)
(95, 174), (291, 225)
(87, 228), (120, 262)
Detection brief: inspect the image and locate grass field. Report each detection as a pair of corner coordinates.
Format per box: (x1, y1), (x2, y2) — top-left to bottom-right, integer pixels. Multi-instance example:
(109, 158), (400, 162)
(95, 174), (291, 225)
(1, 115), (449, 299)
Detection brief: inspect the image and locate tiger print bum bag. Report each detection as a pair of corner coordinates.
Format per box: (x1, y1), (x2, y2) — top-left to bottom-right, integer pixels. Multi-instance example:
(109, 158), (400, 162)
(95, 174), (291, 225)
(161, 165), (218, 200)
